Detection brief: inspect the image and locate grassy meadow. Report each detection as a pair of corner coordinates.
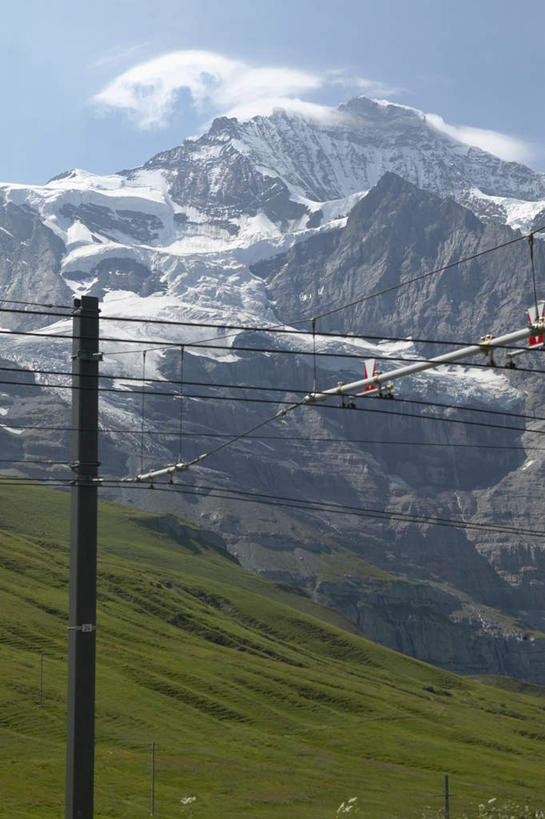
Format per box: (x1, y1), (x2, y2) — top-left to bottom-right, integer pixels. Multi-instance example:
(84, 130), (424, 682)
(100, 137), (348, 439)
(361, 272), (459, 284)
(1, 483), (545, 817)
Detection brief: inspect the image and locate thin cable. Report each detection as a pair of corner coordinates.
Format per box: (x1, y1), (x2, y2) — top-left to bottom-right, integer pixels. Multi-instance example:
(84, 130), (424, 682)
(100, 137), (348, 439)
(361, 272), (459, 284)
(311, 317), (318, 393)
(133, 390), (545, 480)
(0, 459), (70, 466)
(1, 473), (543, 541)
(0, 298), (72, 310)
(178, 345), (184, 462)
(3, 223), (540, 330)
(3, 321), (538, 356)
(102, 479), (545, 540)
(140, 351), (146, 474)
(529, 232), (540, 320)
(122, 479), (539, 536)
(312, 224), (545, 321)
(161, 398), (306, 475)
(0, 475), (74, 483)
(2, 417), (532, 450)
(4, 375), (545, 439)
(5, 345), (545, 387)
(148, 433), (542, 451)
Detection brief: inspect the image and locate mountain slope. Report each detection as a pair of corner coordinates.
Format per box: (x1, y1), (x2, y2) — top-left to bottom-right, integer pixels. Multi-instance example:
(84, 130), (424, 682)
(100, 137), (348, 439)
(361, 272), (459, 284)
(1, 97), (545, 685)
(3, 483), (545, 818)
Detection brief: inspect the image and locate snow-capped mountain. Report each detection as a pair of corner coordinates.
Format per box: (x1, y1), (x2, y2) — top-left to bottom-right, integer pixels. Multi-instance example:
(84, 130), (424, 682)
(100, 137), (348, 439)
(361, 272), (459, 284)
(2, 95), (545, 682)
(139, 95), (545, 230)
(2, 95), (545, 331)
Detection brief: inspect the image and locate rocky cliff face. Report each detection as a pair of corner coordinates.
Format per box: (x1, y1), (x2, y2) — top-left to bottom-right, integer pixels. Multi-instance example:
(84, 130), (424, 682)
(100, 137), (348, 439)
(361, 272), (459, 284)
(1, 97), (545, 682)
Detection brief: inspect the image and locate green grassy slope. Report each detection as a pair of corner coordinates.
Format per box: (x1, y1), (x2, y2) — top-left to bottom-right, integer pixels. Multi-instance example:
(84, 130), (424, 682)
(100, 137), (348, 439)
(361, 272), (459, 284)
(1, 483), (545, 818)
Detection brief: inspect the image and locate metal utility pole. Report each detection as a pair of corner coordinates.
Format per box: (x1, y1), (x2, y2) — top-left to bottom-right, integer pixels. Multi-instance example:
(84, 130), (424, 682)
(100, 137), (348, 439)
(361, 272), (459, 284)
(150, 742), (156, 816)
(444, 774), (450, 819)
(66, 295), (100, 819)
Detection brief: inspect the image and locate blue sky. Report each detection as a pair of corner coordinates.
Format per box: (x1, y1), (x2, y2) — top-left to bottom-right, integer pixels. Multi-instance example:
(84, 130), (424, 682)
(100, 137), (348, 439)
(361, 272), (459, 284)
(3, 0), (545, 184)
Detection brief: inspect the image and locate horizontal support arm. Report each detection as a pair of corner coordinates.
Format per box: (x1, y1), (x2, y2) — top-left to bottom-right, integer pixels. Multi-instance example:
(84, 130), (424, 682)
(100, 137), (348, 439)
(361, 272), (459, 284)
(303, 324), (542, 405)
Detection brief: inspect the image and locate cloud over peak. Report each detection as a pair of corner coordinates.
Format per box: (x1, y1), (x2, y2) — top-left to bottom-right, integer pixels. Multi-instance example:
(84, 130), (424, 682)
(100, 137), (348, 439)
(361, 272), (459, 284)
(425, 113), (531, 164)
(92, 49), (532, 165)
(92, 49), (392, 129)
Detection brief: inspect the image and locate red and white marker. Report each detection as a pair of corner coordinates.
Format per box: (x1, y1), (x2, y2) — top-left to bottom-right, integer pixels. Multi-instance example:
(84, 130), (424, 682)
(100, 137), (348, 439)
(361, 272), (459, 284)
(363, 359), (377, 391)
(528, 301), (545, 347)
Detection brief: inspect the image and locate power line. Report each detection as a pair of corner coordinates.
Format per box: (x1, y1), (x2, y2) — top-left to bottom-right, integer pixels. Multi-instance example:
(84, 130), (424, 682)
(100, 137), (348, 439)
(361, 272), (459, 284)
(0, 417), (539, 452)
(1, 472), (542, 541)
(3, 301), (544, 356)
(134, 398), (304, 481)
(134, 394), (544, 481)
(3, 321), (545, 365)
(5, 344), (545, 393)
(0, 298), (72, 310)
(311, 224), (545, 321)
(158, 433), (541, 451)
(4, 373), (545, 442)
(103, 343), (545, 380)
(101, 479), (545, 540)
(2, 222), (542, 329)
(0, 458), (70, 466)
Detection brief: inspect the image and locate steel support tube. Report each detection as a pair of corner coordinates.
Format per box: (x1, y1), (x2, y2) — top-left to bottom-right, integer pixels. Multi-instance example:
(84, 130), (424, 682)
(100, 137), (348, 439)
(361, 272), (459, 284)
(303, 324), (541, 404)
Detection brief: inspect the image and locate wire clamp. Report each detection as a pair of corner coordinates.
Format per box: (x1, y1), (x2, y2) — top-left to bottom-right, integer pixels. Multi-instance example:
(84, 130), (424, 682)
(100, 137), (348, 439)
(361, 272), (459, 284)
(379, 383), (395, 398)
(71, 351), (103, 361)
(70, 460), (101, 471)
(68, 624), (96, 632)
(479, 334), (496, 366)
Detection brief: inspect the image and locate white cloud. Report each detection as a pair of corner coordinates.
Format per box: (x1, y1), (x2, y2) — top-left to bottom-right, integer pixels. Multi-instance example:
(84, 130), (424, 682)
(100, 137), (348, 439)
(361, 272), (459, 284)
(220, 97), (345, 126)
(425, 113), (531, 164)
(93, 50), (531, 165)
(93, 50), (320, 128)
(88, 44), (149, 71)
(92, 49), (390, 130)
(326, 69), (400, 99)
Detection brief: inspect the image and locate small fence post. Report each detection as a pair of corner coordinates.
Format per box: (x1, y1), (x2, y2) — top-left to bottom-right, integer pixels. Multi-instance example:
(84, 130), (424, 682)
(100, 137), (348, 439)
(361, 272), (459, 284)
(151, 742), (156, 816)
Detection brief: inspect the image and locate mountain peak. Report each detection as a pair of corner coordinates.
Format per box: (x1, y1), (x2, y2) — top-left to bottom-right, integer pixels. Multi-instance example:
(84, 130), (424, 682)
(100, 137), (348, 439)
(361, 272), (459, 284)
(208, 115), (240, 136)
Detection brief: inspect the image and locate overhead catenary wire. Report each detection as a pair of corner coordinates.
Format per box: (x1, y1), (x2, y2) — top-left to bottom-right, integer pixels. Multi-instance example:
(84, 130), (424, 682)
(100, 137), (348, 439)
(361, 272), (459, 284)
(1, 221), (544, 556)
(6, 341), (545, 389)
(134, 395), (545, 482)
(0, 298), (73, 310)
(150, 433), (545, 452)
(529, 232), (539, 319)
(178, 345), (184, 462)
(0, 459), (71, 466)
(140, 351), (147, 474)
(3, 233), (545, 491)
(2, 221), (543, 330)
(134, 317), (545, 481)
(1, 473), (544, 541)
(1, 418), (541, 453)
(4, 318), (545, 364)
(6, 370), (545, 443)
(310, 224), (545, 321)
(100, 479), (545, 540)
(6, 372), (545, 433)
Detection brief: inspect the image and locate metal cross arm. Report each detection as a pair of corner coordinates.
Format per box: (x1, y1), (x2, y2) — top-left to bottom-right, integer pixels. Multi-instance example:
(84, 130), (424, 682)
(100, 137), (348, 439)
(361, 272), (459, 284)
(303, 318), (544, 406)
